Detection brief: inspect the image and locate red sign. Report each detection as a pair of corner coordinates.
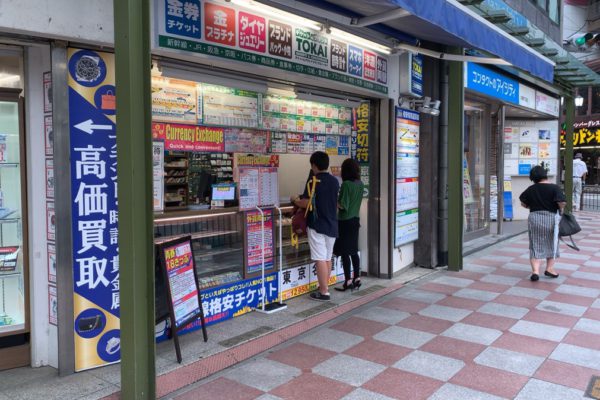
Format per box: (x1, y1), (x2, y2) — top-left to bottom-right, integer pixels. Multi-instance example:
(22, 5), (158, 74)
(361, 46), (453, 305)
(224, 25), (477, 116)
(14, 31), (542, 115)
(204, 2), (235, 46)
(363, 51), (377, 81)
(152, 122), (225, 152)
(238, 12), (266, 53)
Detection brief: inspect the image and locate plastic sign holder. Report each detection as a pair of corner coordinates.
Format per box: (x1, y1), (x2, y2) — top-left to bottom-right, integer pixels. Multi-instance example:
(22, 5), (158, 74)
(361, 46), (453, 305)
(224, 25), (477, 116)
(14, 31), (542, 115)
(254, 206), (287, 314)
(157, 235), (208, 363)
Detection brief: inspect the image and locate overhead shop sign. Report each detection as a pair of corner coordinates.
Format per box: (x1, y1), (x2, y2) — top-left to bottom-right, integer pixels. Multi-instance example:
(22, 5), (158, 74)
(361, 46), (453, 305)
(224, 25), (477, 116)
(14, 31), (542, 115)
(155, 0), (389, 94)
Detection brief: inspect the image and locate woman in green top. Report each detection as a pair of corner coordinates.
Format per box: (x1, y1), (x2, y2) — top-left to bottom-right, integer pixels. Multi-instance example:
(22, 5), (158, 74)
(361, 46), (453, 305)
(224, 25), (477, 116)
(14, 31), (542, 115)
(334, 158), (364, 291)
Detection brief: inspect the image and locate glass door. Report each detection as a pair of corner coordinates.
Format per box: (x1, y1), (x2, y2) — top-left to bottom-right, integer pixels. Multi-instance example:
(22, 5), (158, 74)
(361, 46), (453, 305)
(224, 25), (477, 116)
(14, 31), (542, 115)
(464, 100), (490, 240)
(0, 93), (26, 336)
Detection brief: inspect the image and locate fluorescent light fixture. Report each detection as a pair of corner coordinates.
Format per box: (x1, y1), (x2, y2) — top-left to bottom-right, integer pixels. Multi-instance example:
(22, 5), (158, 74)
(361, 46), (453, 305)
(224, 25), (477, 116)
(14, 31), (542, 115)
(229, 0), (322, 31)
(329, 27), (391, 55)
(0, 73), (20, 86)
(575, 95), (584, 107)
(266, 87), (296, 98)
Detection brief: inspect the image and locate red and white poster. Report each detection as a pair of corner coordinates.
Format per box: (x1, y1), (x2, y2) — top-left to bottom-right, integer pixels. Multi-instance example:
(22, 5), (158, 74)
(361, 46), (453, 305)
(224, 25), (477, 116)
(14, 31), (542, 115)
(46, 202), (55, 241)
(363, 51), (377, 81)
(152, 122), (225, 152)
(238, 11), (266, 52)
(245, 209), (274, 275)
(204, 2), (236, 46)
(48, 285), (57, 326)
(44, 115), (53, 156)
(162, 239), (201, 328)
(47, 243), (56, 283)
(45, 159), (54, 198)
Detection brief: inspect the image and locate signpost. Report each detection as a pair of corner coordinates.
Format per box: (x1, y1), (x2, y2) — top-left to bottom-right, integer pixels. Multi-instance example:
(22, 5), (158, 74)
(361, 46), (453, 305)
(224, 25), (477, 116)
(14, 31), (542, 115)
(156, 236), (207, 363)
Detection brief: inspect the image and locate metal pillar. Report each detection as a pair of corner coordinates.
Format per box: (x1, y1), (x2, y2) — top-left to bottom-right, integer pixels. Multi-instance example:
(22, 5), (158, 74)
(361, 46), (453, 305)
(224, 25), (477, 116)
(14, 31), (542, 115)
(114, 0), (155, 398)
(447, 49), (464, 271)
(497, 106), (505, 235)
(564, 96), (575, 213)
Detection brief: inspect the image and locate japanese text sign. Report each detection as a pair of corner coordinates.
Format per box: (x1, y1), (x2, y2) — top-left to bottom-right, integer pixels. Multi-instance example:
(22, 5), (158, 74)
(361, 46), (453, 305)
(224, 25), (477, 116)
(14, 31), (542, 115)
(165, 0), (201, 39)
(156, 0), (389, 94)
(161, 238), (202, 328)
(245, 209), (275, 276)
(68, 49), (119, 371)
(465, 62), (519, 104)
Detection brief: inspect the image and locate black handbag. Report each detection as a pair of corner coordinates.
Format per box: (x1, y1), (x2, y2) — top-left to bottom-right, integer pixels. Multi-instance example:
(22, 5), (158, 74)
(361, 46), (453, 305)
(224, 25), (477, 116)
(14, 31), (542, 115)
(559, 213), (581, 251)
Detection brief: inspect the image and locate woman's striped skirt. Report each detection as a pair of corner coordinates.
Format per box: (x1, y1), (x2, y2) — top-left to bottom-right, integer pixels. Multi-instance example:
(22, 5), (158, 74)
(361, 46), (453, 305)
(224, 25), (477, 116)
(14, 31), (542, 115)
(528, 210), (560, 259)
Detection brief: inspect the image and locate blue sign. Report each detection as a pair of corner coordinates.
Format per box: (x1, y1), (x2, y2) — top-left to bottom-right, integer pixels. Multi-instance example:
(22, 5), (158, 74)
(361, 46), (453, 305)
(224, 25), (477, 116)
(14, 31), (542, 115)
(165, 0), (201, 39)
(465, 63), (519, 105)
(411, 54), (423, 97)
(518, 163), (532, 175)
(348, 45), (363, 78)
(155, 272), (279, 342)
(68, 49), (119, 371)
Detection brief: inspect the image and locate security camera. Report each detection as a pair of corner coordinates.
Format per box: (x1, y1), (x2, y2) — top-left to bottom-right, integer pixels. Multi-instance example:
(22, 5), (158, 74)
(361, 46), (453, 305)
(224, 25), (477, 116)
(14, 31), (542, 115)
(418, 97), (441, 116)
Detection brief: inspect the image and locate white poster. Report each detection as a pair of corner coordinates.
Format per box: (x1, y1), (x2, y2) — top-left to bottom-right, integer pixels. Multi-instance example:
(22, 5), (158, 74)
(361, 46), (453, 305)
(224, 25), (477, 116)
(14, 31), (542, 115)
(153, 142), (164, 212)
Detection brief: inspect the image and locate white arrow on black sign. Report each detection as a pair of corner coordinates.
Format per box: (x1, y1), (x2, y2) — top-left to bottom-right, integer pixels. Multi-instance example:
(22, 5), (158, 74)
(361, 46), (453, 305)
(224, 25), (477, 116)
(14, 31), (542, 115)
(74, 119), (113, 134)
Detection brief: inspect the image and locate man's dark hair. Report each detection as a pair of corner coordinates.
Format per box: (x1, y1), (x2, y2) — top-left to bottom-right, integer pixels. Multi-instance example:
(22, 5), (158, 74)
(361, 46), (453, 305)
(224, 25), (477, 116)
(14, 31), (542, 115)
(310, 151), (329, 171)
(341, 158), (360, 181)
(529, 165), (548, 183)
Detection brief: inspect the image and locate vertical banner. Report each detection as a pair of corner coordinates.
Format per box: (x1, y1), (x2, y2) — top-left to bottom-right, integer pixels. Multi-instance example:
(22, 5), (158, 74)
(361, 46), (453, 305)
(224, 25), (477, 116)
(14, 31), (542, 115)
(153, 142), (165, 212)
(67, 49), (119, 371)
(353, 101), (370, 197)
(394, 108), (420, 247)
(244, 209), (275, 277)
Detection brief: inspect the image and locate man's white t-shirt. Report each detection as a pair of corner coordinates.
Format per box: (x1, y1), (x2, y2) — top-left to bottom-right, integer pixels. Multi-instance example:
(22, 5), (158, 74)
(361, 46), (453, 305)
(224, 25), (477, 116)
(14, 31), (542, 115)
(573, 158), (588, 178)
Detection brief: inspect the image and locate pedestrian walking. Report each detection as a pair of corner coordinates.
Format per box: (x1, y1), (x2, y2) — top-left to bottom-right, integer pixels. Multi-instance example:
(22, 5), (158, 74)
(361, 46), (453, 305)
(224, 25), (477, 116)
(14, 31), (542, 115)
(519, 165), (566, 281)
(573, 153), (587, 211)
(333, 158), (364, 292)
(290, 151), (339, 301)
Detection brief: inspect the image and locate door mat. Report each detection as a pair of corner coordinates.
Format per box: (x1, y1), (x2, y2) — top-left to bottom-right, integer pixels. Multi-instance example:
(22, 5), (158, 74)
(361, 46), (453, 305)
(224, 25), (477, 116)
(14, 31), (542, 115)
(586, 375), (600, 399)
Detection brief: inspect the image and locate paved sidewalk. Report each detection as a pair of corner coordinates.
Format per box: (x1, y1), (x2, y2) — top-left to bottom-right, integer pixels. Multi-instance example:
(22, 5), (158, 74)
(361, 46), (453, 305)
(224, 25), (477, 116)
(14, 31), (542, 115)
(165, 211), (600, 400)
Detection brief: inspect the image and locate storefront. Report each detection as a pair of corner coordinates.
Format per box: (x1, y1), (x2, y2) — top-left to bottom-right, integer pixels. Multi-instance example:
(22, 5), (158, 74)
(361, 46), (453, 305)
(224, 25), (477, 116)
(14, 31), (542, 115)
(560, 119), (600, 185)
(463, 62), (560, 237)
(53, 0), (419, 373)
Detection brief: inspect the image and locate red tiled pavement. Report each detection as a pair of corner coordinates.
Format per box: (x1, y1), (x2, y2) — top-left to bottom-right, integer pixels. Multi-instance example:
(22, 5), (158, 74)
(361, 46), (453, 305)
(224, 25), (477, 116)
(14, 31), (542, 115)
(450, 363), (529, 399)
(435, 295), (486, 311)
(267, 342), (337, 370)
(546, 292), (597, 307)
(330, 316), (390, 338)
(491, 332), (558, 358)
(583, 307), (600, 320)
(535, 359), (600, 391)
(343, 338), (412, 366)
(467, 281), (512, 293)
(420, 282), (462, 295)
(362, 369), (443, 400)
(379, 297), (429, 314)
(419, 336), (486, 362)
(563, 329), (600, 351)
(522, 309), (580, 328)
(494, 294), (540, 309)
(461, 312), (518, 331)
(174, 377), (263, 400)
(396, 315), (455, 334)
(269, 373), (353, 400)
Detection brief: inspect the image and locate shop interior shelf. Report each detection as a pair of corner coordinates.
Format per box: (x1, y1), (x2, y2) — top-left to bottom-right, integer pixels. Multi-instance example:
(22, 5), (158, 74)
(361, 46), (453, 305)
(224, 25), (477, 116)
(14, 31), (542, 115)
(0, 163), (19, 168)
(154, 229), (240, 244)
(0, 272), (20, 278)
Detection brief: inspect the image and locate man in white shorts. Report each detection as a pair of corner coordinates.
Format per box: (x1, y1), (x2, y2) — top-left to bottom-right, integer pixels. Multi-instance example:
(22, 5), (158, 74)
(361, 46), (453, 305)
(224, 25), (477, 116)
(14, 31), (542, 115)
(291, 151), (339, 301)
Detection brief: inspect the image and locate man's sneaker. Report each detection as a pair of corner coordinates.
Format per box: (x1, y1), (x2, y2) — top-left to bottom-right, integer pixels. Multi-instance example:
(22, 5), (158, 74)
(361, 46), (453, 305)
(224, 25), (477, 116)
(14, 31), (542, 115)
(309, 292), (330, 301)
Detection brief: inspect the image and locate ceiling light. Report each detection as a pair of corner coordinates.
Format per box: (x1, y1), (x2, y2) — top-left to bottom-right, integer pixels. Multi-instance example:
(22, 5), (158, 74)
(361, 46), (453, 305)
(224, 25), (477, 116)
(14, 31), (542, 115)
(329, 27), (392, 55)
(575, 95), (584, 107)
(229, 0), (322, 31)
(266, 87), (296, 98)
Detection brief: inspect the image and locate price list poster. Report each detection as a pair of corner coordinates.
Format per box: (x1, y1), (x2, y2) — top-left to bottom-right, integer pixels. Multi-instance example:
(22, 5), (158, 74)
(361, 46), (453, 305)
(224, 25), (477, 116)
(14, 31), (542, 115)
(394, 108), (420, 247)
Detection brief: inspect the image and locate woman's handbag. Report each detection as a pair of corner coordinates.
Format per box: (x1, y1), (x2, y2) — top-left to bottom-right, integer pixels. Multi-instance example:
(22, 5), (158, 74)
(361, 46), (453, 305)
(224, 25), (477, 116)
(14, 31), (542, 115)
(559, 212), (581, 251)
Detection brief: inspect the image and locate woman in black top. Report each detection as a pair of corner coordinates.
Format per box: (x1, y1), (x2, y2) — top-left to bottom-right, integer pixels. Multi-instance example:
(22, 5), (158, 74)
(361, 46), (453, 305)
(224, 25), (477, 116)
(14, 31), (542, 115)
(519, 166), (566, 281)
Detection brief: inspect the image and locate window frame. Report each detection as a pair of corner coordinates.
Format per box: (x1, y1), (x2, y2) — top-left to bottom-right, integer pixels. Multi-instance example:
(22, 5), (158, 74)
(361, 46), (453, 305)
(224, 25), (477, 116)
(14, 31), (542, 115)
(530, 0), (561, 25)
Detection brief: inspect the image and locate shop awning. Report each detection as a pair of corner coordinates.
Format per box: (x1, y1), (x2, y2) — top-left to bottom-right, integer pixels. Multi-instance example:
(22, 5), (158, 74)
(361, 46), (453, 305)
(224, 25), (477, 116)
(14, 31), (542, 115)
(379, 0), (554, 82)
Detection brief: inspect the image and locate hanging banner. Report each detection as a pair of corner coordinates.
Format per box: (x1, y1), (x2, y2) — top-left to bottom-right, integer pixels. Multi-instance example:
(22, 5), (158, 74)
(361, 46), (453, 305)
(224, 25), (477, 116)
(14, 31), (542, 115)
(152, 122), (225, 152)
(155, 0), (388, 94)
(153, 141), (165, 212)
(394, 108), (420, 247)
(68, 48), (119, 371)
(244, 209), (275, 276)
(353, 101), (370, 197)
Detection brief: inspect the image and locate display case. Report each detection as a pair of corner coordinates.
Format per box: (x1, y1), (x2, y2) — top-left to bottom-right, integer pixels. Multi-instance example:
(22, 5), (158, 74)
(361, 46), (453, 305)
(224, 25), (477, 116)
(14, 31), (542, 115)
(0, 93), (27, 337)
(154, 209), (244, 289)
(276, 205), (311, 269)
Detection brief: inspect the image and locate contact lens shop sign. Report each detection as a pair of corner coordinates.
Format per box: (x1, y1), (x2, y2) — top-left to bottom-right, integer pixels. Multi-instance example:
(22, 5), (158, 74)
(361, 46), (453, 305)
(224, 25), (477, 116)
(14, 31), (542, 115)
(155, 0), (389, 94)
(68, 49), (119, 371)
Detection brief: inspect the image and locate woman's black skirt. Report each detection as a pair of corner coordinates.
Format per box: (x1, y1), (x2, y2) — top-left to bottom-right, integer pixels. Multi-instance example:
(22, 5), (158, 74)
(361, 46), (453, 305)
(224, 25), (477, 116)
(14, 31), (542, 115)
(334, 217), (360, 256)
